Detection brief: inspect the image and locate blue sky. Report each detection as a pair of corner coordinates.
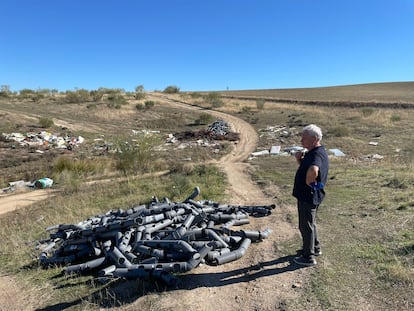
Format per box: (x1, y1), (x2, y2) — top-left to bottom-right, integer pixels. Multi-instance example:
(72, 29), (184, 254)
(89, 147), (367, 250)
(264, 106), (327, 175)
(1, 0), (413, 92)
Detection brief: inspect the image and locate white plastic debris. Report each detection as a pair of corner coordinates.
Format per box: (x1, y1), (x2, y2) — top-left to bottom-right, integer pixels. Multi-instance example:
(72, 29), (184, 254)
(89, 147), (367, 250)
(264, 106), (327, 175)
(328, 148), (346, 157)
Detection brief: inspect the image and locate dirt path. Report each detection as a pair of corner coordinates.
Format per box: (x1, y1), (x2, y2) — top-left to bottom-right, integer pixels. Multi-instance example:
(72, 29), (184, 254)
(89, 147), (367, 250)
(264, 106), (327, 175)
(0, 189), (55, 216)
(0, 96), (305, 311)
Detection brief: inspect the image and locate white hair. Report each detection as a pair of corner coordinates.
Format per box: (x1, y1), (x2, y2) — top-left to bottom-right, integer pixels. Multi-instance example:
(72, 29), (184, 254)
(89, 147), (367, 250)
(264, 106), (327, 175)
(303, 124), (323, 141)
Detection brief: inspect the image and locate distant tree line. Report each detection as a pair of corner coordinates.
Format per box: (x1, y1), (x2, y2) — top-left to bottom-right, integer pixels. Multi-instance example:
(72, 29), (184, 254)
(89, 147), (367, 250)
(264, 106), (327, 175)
(0, 84), (184, 107)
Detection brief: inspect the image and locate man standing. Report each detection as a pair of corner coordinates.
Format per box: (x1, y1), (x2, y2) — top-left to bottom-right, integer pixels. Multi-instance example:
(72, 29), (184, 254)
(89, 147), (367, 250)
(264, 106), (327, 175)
(292, 124), (329, 266)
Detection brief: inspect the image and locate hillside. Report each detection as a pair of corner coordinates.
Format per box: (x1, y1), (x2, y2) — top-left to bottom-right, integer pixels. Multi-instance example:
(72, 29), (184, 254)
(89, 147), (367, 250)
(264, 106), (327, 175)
(218, 81), (414, 105)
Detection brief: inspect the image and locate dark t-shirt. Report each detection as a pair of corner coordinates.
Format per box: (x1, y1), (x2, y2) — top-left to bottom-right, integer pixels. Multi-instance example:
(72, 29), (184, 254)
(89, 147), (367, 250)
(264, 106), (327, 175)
(292, 145), (329, 205)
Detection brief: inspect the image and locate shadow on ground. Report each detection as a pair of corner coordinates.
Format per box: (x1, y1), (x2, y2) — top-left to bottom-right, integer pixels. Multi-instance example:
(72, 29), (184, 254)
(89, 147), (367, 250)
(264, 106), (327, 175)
(34, 255), (304, 311)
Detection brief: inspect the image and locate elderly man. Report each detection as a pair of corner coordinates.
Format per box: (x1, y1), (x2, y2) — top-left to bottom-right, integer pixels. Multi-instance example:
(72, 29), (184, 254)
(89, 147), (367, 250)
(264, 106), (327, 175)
(292, 124), (329, 266)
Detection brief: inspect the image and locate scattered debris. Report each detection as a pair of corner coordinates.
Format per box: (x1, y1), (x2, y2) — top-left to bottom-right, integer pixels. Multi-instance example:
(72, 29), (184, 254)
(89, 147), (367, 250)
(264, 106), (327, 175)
(206, 119), (232, 139)
(270, 146), (281, 155)
(328, 148), (346, 157)
(250, 145), (306, 159)
(2, 131), (84, 151)
(368, 141), (378, 146)
(34, 178), (54, 189)
(172, 120), (240, 143)
(362, 154), (384, 161)
(251, 150), (270, 157)
(1, 177), (54, 193)
(37, 187), (275, 286)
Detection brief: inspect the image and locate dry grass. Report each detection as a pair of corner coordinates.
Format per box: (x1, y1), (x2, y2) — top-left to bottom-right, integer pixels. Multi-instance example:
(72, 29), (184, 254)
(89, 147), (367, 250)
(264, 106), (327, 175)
(219, 81), (414, 104)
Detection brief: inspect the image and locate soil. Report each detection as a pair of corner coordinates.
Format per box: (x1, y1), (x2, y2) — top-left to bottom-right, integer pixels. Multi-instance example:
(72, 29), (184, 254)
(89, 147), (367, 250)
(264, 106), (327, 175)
(0, 95), (309, 311)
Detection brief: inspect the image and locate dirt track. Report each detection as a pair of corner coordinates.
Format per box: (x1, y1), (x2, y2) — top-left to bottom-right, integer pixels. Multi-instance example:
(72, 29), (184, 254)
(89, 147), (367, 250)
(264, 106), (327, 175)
(0, 95), (305, 311)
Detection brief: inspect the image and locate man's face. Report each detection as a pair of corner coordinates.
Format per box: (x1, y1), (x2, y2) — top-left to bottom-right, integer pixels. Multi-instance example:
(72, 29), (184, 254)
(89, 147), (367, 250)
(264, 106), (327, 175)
(300, 132), (317, 150)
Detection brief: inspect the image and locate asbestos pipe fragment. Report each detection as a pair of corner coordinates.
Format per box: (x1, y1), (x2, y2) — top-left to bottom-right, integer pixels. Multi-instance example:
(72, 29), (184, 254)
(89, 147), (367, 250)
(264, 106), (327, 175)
(107, 246), (132, 268)
(139, 240), (197, 254)
(99, 264), (116, 277)
(214, 238), (251, 265)
(143, 202), (176, 215)
(134, 244), (165, 258)
(203, 228), (229, 248)
(117, 229), (134, 252)
(125, 204), (146, 215)
(167, 213), (195, 239)
(220, 228), (273, 242)
(183, 186), (200, 203)
(238, 204), (276, 216)
(128, 244), (212, 273)
(206, 247), (231, 262)
(222, 218), (250, 228)
(65, 257), (107, 274)
(136, 213), (165, 225)
(209, 212), (248, 222)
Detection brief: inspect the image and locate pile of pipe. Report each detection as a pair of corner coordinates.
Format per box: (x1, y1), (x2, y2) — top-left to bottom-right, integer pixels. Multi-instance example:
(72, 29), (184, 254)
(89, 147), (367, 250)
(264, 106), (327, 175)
(206, 119), (231, 139)
(37, 187), (275, 286)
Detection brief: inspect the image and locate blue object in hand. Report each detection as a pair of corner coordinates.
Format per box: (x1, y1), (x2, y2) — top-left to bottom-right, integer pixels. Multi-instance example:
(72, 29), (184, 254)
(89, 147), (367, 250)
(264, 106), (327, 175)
(310, 182), (324, 191)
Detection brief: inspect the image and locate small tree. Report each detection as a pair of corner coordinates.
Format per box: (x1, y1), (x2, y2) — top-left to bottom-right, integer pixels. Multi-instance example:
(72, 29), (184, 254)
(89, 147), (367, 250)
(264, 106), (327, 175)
(90, 89), (104, 102)
(163, 85), (180, 94)
(135, 85), (146, 100)
(0, 85), (11, 97)
(107, 94), (127, 109)
(206, 92), (224, 108)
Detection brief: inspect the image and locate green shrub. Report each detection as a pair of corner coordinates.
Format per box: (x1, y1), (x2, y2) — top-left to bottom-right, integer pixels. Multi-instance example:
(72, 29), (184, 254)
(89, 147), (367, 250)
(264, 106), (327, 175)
(390, 114), (401, 122)
(144, 100), (155, 109)
(195, 113), (214, 125)
(241, 106), (252, 113)
(53, 156), (107, 176)
(256, 99), (266, 110)
(114, 135), (161, 175)
(163, 85), (180, 94)
(38, 117), (54, 128)
(135, 103), (145, 110)
(106, 94), (127, 109)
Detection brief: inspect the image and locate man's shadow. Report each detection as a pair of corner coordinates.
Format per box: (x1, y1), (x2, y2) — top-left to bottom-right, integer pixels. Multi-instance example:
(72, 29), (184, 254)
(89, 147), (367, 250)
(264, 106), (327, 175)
(176, 254), (304, 289)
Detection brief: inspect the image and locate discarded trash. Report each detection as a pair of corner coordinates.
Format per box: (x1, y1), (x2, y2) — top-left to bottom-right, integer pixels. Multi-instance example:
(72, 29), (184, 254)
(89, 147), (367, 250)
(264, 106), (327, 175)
(207, 119), (231, 138)
(170, 120), (240, 149)
(251, 150), (270, 157)
(372, 154), (384, 160)
(369, 141), (378, 146)
(328, 148), (346, 157)
(361, 154), (384, 161)
(284, 146), (305, 155)
(2, 131), (85, 151)
(37, 186), (275, 286)
(34, 178), (53, 189)
(1, 180), (33, 193)
(270, 145), (281, 155)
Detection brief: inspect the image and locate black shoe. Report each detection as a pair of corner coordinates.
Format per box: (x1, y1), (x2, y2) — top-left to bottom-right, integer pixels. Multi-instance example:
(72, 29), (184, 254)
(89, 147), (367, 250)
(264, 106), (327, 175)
(293, 255), (317, 266)
(296, 249), (322, 256)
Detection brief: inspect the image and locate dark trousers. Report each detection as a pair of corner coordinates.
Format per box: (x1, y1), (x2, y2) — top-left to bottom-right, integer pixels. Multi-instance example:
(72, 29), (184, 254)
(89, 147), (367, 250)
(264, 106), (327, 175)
(297, 200), (320, 259)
